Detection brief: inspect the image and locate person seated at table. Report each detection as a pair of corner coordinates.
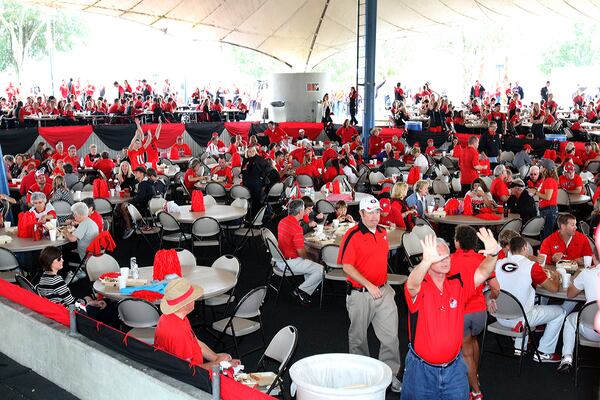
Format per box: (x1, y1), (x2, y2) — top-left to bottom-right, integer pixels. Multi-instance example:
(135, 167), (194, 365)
(155, 278), (240, 369)
(337, 119), (358, 144)
(509, 108), (523, 134)
(59, 163), (77, 190)
(379, 198), (405, 229)
(507, 178), (537, 222)
(513, 144), (533, 171)
(26, 169), (53, 205)
(540, 214), (593, 269)
(424, 139), (436, 156)
(49, 175), (73, 204)
(234, 98), (248, 121)
(569, 115), (587, 140)
(146, 168), (166, 197)
(119, 167), (157, 239)
(340, 158), (358, 184)
(466, 178), (495, 212)
(299, 196), (324, 234)
(490, 164), (511, 204)
(525, 165), (543, 190)
(210, 155), (233, 184)
(29, 192), (56, 223)
(63, 201), (99, 261)
(37, 246), (117, 325)
(390, 182), (417, 230)
(495, 236), (564, 363)
(170, 135), (192, 159)
(116, 161), (136, 191)
(51, 141), (67, 162)
(558, 162), (585, 195)
(206, 133), (224, 157)
(295, 154), (320, 181)
(80, 197), (104, 233)
(560, 142), (583, 167)
(84, 144), (100, 167)
(405, 180), (429, 217)
(277, 199), (324, 305)
(325, 200), (354, 224)
(557, 261), (600, 373)
(52, 159), (65, 176)
(376, 142), (394, 163)
(582, 142), (600, 167)
(62, 145), (80, 169)
(93, 152), (115, 180)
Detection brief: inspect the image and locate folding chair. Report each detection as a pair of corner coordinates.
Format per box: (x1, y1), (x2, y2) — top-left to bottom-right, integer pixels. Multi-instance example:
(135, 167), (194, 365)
(15, 274), (37, 293)
(128, 204), (160, 246)
(402, 230), (424, 270)
(191, 217), (222, 259)
(175, 248), (197, 268)
(229, 185), (252, 202)
(211, 286), (268, 358)
(52, 200), (72, 224)
(157, 211), (192, 249)
(575, 301), (600, 386)
(234, 205), (267, 254)
(520, 216), (545, 248)
(499, 218), (523, 236)
(205, 255), (241, 317)
(85, 253), (120, 282)
(319, 244), (345, 308)
(117, 298), (161, 345)
(0, 248), (20, 283)
(264, 237), (298, 305)
(205, 182), (227, 204)
(296, 174), (314, 188)
(316, 199), (335, 216)
(255, 325), (299, 396)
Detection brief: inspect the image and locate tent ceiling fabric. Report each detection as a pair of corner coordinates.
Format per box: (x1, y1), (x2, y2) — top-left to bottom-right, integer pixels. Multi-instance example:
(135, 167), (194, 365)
(25, 0), (600, 69)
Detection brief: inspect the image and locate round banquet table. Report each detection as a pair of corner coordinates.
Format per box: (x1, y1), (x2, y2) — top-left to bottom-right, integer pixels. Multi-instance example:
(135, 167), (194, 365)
(172, 204), (247, 224)
(535, 286), (586, 302)
(77, 191), (132, 204)
(311, 191), (371, 207)
(566, 194), (591, 205)
(426, 213), (520, 226)
(305, 226), (405, 251)
(0, 228), (69, 252)
(171, 157), (192, 166)
(93, 265), (236, 303)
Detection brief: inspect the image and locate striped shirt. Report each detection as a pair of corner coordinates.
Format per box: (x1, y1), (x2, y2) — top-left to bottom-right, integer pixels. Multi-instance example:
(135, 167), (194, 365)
(37, 272), (75, 306)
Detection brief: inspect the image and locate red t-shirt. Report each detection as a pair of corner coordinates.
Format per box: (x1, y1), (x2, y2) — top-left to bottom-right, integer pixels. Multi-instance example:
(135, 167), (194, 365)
(538, 177), (558, 208)
(154, 314), (204, 367)
(27, 182), (53, 203)
(89, 211), (104, 232)
(19, 170), (36, 195)
(183, 168), (197, 193)
(450, 249), (491, 313)
(62, 155), (80, 168)
(170, 144), (192, 159)
(145, 138), (159, 166)
(210, 165), (233, 184)
(368, 135), (382, 157)
(321, 166), (339, 183)
(337, 127), (358, 144)
(490, 178), (509, 202)
(321, 148), (339, 166)
(559, 175), (584, 195)
(540, 231), (592, 265)
(459, 146), (479, 184)
(51, 151), (67, 162)
(405, 271), (475, 364)
(128, 148), (146, 170)
(582, 151), (598, 164)
(380, 207), (406, 229)
(277, 215), (305, 259)
(264, 128), (284, 144)
(296, 164), (319, 179)
(338, 223), (389, 288)
(93, 158), (115, 179)
(571, 122), (582, 131)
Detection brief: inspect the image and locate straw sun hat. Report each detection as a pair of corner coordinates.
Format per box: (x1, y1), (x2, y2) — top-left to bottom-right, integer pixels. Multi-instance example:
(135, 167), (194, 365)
(160, 278), (204, 315)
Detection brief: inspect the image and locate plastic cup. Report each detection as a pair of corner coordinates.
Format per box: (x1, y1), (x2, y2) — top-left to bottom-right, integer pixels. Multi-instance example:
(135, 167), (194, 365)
(11, 179), (17, 184)
(427, 205), (434, 214)
(332, 219), (340, 229)
(119, 267), (130, 289)
(49, 229), (57, 241)
(584, 256), (592, 268)
(539, 254), (547, 267)
(4, 221), (11, 229)
(110, 189), (115, 197)
(442, 151), (447, 157)
(315, 225), (324, 234)
(561, 273), (570, 289)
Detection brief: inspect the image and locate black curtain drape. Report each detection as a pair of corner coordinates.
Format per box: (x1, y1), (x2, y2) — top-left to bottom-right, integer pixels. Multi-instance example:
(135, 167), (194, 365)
(185, 122), (225, 146)
(248, 123), (269, 146)
(502, 137), (551, 157)
(0, 128), (39, 155)
(405, 131), (449, 147)
(93, 124), (137, 150)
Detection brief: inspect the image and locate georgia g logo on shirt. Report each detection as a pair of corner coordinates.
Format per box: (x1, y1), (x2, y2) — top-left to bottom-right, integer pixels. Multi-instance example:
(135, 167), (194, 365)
(449, 298), (458, 309)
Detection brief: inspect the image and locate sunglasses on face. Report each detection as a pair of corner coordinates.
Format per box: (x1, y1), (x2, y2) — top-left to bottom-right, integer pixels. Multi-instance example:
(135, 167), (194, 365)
(55, 256), (63, 262)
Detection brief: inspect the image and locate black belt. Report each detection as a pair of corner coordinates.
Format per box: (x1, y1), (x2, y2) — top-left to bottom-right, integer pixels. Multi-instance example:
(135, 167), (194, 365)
(347, 282), (385, 293)
(409, 345), (460, 368)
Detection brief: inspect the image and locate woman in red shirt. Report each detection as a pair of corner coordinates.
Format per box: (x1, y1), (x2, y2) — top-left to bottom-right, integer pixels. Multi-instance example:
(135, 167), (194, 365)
(532, 159), (559, 239)
(295, 154), (320, 181)
(183, 159), (204, 194)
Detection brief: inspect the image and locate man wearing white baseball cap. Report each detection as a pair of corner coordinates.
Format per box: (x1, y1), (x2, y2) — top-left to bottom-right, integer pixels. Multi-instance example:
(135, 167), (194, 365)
(337, 196), (402, 392)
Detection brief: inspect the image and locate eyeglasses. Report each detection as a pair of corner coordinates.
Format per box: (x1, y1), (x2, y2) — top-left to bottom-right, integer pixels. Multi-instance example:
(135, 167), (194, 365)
(55, 256), (63, 262)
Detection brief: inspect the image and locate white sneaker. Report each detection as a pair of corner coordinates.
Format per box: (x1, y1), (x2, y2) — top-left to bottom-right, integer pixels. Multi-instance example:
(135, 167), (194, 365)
(390, 377), (402, 393)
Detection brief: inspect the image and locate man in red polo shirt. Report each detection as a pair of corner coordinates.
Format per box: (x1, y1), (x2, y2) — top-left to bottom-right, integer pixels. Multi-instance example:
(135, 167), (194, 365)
(490, 164), (511, 203)
(19, 162), (38, 195)
(321, 141), (338, 166)
(26, 170), (53, 204)
(262, 121), (285, 144)
(540, 214), (592, 267)
(338, 196), (401, 393)
(403, 229), (498, 399)
(51, 141), (67, 162)
(460, 136), (485, 195)
(558, 163), (584, 195)
(62, 145), (80, 168)
(170, 136), (192, 159)
(154, 278), (239, 370)
(276, 200), (323, 305)
(210, 155), (233, 184)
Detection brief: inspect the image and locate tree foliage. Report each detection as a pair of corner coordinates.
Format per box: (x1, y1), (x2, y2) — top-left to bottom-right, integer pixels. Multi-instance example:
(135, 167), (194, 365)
(539, 24), (600, 75)
(0, 0), (85, 79)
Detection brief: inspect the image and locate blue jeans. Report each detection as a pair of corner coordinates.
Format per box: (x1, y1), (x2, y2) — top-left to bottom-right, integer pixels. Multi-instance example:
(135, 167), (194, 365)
(539, 206), (558, 240)
(401, 347), (469, 400)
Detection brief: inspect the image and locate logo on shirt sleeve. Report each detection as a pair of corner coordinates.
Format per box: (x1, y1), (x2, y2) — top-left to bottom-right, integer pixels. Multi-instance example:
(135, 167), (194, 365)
(449, 298), (458, 309)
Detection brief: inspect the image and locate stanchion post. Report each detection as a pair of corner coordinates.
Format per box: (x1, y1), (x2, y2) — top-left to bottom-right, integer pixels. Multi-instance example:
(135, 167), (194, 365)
(211, 365), (220, 400)
(69, 304), (77, 335)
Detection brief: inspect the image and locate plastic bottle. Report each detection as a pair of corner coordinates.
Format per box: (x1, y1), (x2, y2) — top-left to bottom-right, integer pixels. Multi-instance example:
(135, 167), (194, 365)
(130, 257), (139, 279)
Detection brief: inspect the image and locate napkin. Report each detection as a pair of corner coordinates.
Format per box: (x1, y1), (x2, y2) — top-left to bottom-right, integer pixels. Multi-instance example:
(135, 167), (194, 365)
(119, 282), (168, 295)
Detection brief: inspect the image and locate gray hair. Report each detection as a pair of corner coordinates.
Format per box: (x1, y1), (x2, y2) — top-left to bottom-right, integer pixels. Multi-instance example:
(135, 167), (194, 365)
(288, 199), (305, 216)
(436, 238), (450, 254)
(529, 165), (539, 175)
(493, 164), (506, 177)
(30, 192), (46, 203)
(71, 202), (89, 218)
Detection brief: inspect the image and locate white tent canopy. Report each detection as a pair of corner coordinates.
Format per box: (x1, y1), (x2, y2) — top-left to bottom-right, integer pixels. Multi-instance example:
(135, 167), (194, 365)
(26, 0), (600, 70)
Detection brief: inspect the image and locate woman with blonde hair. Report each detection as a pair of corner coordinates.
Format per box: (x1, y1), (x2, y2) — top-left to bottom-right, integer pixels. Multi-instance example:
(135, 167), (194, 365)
(390, 181), (417, 230)
(50, 175), (73, 204)
(531, 158), (559, 239)
(116, 160), (136, 191)
(530, 102), (545, 140)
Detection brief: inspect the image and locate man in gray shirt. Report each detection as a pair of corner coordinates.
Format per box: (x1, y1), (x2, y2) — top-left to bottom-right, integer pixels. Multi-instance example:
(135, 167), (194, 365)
(64, 201), (99, 259)
(512, 144), (533, 171)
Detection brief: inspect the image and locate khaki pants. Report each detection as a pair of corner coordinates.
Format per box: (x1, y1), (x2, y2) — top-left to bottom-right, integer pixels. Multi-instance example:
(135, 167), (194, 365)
(346, 284), (401, 375)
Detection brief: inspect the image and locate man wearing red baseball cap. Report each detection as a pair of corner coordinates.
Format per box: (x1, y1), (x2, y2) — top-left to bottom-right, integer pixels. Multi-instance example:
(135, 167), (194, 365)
(558, 163), (585, 195)
(513, 143), (533, 170)
(379, 198), (406, 229)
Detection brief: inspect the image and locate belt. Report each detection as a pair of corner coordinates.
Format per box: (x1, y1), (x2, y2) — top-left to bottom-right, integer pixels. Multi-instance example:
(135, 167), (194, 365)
(409, 345), (460, 369)
(348, 283), (385, 292)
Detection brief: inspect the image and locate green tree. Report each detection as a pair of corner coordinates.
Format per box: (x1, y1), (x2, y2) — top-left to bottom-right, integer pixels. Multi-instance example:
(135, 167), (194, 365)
(0, 0), (85, 80)
(539, 24), (600, 75)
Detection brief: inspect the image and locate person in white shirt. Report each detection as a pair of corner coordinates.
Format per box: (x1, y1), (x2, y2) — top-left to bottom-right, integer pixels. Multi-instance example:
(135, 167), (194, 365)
(206, 136), (222, 157)
(340, 158), (358, 184)
(557, 265), (600, 373)
(494, 236), (565, 363)
(412, 147), (429, 174)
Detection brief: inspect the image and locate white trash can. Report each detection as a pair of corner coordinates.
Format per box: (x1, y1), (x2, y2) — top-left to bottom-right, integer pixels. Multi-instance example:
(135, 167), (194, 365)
(289, 353), (392, 400)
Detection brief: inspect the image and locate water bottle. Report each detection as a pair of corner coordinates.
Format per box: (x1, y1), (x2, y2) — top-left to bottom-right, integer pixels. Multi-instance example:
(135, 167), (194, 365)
(130, 257), (139, 279)
(503, 202), (509, 218)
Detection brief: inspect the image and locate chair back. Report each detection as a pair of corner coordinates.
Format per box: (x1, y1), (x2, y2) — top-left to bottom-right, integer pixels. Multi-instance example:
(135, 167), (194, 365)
(432, 179), (451, 196)
(232, 167), (241, 178)
(93, 198), (113, 216)
(149, 197), (167, 215)
(557, 188), (570, 206)
(82, 183), (94, 191)
(266, 238), (285, 263)
(252, 206), (267, 227)
(316, 199), (336, 215)
(212, 255), (241, 277)
(321, 245), (342, 269)
(412, 224), (435, 240)
(578, 220), (591, 237)
(499, 218), (523, 236)
(296, 174), (314, 188)
(192, 217), (221, 237)
(519, 164), (530, 179)
(500, 151), (515, 163)
(578, 301), (599, 330)
(176, 248), (197, 268)
(52, 200), (72, 218)
(157, 211), (182, 232)
(264, 325), (298, 368)
(586, 161), (600, 174)
(451, 176), (462, 192)
(15, 274), (36, 293)
(521, 216), (545, 237)
(70, 181), (84, 191)
(384, 167), (401, 177)
(85, 253), (120, 282)
(480, 176), (492, 190)
(487, 290), (528, 321)
(369, 171), (385, 185)
(127, 204), (144, 223)
(402, 231), (423, 257)
(117, 298), (160, 328)
(201, 194), (216, 207)
(261, 228), (278, 248)
(425, 194), (446, 208)
(205, 182), (227, 198)
(233, 286), (267, 319)
(0, 248), (19, 272)
(267, 182), (284, 198)
(440, 156), (455, 170)
(231, 198), (249, 211)
(230, 185), (251, 200)
(160, 158), (173, 165)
